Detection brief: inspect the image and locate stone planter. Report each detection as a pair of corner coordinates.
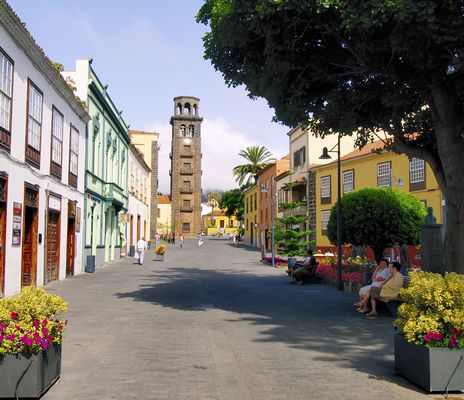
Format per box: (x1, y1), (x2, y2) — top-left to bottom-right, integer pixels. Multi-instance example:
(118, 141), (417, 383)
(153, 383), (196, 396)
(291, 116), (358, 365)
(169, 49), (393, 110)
(394, 333), (464, 392)
(154, 253), (164, 261)
(0, 343), (61, 398)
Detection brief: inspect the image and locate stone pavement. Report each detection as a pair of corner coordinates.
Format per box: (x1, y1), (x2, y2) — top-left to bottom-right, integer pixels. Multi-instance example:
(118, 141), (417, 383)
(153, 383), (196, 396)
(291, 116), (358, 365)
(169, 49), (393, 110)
(41, 240), (441, 400)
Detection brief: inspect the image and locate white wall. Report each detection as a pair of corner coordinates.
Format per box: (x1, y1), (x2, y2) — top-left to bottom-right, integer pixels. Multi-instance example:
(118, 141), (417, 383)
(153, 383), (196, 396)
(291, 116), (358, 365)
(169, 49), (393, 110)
(0, 25), (87, 296)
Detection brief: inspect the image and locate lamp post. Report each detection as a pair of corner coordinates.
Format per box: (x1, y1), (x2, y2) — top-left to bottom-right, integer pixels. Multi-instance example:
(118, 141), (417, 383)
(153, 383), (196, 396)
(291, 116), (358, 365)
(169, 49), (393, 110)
(261, 176), (276, 268)
(319, 135), (343, 291)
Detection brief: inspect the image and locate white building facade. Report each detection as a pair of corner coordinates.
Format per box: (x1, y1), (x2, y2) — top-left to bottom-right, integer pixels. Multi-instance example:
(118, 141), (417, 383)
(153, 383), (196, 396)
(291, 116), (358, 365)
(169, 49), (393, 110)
(0, 2), (89, 297)
(126, 144), (150, 255)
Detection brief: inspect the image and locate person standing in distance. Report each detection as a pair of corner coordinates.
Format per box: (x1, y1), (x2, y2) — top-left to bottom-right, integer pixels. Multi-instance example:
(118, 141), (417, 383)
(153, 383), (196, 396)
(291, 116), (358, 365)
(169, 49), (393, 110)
(136, 237), (147, 265)
(179, 234), (184, 248)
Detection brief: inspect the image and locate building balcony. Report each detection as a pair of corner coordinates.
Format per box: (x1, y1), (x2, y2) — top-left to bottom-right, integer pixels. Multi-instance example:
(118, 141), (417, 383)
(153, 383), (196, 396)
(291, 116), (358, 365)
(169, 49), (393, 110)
(103, 182), (127, 209)
(283, 205), (308, 216)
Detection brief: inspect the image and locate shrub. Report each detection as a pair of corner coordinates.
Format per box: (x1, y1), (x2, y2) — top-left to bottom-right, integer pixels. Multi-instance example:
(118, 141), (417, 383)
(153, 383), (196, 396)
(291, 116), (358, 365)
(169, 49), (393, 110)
(155, 245), (166, 255)
(395, 272), (464, 348)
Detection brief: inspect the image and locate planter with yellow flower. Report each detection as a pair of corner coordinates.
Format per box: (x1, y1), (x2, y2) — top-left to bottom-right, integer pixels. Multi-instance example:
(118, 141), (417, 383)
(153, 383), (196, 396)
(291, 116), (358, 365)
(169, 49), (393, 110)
(394, 272), (464, 392)
(0, 287), (68, 398)
(154, 245), (166, 261)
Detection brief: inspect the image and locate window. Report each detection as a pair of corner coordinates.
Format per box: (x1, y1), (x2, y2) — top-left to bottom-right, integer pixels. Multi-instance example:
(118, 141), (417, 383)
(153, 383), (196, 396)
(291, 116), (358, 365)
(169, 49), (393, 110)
(342, 170), (354, 194)
(69, 125), (79, 187)
(26, 80), (43, 167)
(321, 176), (331, 204)
(182, 222), (190, 233)
(50, 107), (63, 178)
(293, 146), (306, 168)
(321, 210), (331, 234)
(377, 162), (391, 187)
(245, 197), (249, 213)
(254, 193), (257, 210)
(0, 49), (13, 150)
(130, 162), (135, 192)
(410, 158), (426, 190)
(220, 219), (225, 228)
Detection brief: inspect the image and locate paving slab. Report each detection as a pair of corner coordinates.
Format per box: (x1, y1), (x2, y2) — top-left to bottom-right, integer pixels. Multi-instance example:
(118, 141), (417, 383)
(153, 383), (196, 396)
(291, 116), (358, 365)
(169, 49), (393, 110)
(38, 240), (456, 399)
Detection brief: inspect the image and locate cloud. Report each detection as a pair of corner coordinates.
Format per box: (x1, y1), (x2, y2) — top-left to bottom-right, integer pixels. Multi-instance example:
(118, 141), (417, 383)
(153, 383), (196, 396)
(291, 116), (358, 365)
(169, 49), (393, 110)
(149, 117), (277, 194)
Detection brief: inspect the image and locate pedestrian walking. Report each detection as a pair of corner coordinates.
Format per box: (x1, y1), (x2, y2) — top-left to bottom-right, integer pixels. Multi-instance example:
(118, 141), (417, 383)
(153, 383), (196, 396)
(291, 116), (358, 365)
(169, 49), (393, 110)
(136, 237), (147, 265)
(155, 232), (160, 247)
(179, 234), (184, 248)
(197, 234), (204, 247)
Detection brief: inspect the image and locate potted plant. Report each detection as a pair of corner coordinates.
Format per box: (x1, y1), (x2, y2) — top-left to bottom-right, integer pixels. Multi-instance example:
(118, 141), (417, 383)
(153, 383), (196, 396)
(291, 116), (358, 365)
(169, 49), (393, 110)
(154, 245), (166, 261)
(394, 272), (464, 392)
(0, 286), (68, 398)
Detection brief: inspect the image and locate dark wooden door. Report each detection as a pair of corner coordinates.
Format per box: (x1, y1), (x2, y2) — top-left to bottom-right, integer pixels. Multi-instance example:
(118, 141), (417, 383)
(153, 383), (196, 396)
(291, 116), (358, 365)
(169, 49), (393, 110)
(46, 212), (60, 283)
(130, 215), (134, 245)
(0, 203), (6, 295)
(22, 207), (38, 287)
(137, 215), (141, 242)
(66, 218), (75, 277)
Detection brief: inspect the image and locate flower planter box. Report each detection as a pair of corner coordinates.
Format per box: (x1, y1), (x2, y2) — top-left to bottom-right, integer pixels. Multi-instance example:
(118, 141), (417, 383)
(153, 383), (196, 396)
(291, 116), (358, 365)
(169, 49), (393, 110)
(154, 254), (164, 261)
(0, 343), (61, 398)
(394, 334), (464, 392)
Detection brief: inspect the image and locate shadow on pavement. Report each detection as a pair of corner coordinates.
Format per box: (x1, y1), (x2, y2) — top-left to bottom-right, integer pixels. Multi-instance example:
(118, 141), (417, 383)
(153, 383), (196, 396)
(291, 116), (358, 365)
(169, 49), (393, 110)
(115, 266), (426, 395)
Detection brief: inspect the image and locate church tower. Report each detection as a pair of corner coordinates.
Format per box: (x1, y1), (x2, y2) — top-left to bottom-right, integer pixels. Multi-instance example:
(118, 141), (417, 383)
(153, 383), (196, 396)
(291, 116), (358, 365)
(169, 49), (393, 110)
(170, 96), (202, 238)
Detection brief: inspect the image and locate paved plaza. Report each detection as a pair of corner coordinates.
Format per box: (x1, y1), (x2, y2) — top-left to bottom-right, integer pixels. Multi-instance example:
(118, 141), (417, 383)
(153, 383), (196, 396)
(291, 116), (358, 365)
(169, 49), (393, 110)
(41, 240), (442, 400)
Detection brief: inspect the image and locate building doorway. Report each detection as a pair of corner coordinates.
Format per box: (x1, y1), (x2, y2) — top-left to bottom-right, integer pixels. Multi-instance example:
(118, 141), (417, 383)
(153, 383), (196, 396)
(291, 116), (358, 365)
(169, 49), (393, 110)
(46, 211), (60, 283)
(21, 184), (39, 287)
(0, 176), (7, 295)
(130, 214), (134, 246)
(66, 201), (76, 277)
(137, 215), (141, 242)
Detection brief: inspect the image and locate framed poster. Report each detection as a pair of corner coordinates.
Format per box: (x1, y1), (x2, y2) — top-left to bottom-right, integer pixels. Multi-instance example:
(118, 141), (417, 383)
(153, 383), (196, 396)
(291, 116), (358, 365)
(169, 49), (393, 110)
(76, 207), (81, 233)
(12, 202), (22, 245)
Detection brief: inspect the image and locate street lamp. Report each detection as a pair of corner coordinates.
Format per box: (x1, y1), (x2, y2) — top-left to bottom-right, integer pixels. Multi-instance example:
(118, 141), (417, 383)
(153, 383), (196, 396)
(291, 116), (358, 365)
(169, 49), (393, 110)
(319, 135), (343, 291)
(261, 176), (276, 268)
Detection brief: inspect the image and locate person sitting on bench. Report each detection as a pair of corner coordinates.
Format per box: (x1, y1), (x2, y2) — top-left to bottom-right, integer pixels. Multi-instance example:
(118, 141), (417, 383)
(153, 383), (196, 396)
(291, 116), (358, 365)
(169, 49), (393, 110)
(356, 258), (391, 313)
(292, 250), (318, 285)
(366, 261), (403, 317)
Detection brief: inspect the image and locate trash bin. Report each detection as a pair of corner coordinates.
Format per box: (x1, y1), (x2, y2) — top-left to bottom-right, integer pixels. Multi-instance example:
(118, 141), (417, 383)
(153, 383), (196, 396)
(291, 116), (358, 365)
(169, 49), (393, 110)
(129, 245), (135, 257)
(85, 255), (95, 273)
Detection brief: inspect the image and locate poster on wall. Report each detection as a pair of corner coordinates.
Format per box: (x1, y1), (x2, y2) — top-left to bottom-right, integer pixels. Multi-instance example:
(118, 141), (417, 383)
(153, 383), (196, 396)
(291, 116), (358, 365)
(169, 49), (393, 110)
(12, 202), (22, 245)
(76, 207), (81, 233)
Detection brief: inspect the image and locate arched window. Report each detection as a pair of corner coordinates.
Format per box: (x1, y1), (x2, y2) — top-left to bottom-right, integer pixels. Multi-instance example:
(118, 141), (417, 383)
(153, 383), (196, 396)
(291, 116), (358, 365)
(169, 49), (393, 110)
(188, 125), (194, 137)
(176, 103), (182, 115)
(193, 104), (198, 116)
(184, 102), (191, 115)
(179, 124), (186, 136)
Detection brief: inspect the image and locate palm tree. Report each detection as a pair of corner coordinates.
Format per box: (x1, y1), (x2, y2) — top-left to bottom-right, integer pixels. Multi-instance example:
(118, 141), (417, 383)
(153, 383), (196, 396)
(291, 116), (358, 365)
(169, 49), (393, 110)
(232, 146), (274, 185)
(207, 192), (222, 227)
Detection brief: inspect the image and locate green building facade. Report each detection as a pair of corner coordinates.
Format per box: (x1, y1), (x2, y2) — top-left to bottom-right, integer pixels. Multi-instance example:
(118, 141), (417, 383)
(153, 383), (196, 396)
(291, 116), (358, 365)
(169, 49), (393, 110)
(64, 59), (129, 267)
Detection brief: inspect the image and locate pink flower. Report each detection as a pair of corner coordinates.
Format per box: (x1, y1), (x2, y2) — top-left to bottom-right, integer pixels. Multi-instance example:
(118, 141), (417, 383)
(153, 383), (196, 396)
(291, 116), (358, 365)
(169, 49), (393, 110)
(0, 323), (7, 331)
(41, 319), (48, 327)
(424, 332), (444, 342)
(21, 336), (32, 347)
(41, 339), (49, 349)
(6, 334), (15, 341)
(33, 320), (40, 329)
(42, 328), (49, 336)
(15, 325), (20, 330)
(46, 335), (53, 343)
(10, 312), (18, 320)
(0, 335), (4, 343)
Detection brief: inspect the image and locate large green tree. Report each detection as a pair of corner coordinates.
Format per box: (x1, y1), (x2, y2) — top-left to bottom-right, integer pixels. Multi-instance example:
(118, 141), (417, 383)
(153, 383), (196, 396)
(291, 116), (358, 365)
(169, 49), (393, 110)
(197, 1), (464, 273)
(327, 188), (426, 263)
(219, 188), (245, 221)
(232, 146), (274, 185)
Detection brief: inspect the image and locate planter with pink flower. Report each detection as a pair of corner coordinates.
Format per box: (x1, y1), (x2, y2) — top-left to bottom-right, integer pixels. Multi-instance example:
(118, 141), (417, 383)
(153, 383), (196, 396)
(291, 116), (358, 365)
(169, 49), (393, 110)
(394, 272), (464, 392)
(154, 245), (166, 261)
(0, 286), (68, 398)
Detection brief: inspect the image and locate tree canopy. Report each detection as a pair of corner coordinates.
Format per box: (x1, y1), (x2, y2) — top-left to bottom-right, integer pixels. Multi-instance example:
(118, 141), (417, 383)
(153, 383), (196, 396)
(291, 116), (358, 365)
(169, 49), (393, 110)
(232, 146), (274, 185)
(219, 188), (245, 220)
(327, 188), (426, 262)
(197, 0), (464, 273)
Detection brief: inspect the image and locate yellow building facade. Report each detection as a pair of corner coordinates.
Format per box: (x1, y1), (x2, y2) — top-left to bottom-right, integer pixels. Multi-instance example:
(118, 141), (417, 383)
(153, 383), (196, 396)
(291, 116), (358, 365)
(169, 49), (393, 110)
(243, 185), (259, 247)
(202, 209), (239, 237)
(311, 141), (443, 248)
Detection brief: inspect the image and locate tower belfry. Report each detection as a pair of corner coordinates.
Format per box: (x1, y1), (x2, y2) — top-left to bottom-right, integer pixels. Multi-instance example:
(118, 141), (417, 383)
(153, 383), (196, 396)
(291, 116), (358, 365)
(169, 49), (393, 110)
(170, 96), (203, 237)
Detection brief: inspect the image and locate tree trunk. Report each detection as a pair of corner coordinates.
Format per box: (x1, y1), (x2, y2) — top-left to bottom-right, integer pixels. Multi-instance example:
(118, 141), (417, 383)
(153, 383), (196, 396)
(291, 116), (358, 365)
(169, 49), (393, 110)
(442, 199), (464, 274)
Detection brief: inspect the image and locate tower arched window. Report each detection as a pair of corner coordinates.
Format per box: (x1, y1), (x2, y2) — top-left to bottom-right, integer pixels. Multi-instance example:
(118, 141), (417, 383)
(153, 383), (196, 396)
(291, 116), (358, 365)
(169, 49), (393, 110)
(179, 124), (186, 136)
(188, 125), (194, 137)
(184, 102), (191, 115)
(193, 104), (198, 116)
(176, 103), (182, 115)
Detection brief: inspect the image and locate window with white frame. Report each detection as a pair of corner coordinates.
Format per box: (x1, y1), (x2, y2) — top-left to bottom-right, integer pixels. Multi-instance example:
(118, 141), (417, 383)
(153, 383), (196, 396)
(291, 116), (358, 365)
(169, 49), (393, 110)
(342, 170), (354, 193)
(27, 82), (43, 151)
(51, 108), (63, 165)
(69, 125), (79, 176)
(321, 176), (331, 202)
(321, 210), (331, 233)
(410, 158), (425, 183)
(0, 50), (13, 135)
(377, 162), (391, 187)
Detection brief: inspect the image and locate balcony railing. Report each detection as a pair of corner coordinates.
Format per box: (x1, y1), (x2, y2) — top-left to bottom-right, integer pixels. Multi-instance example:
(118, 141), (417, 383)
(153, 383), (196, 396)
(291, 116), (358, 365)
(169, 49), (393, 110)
(283, 205), (307, 216)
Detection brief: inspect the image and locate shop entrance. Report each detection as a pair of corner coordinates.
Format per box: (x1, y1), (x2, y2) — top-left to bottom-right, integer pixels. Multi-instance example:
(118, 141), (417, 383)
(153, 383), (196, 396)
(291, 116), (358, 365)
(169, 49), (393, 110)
(21, 184), (39, 287)
(0, 176), (7, 295)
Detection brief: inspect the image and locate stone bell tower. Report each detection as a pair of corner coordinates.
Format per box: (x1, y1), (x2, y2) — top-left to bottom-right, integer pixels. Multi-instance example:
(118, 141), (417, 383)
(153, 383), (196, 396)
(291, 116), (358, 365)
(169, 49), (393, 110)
(170, 96), (202, 238)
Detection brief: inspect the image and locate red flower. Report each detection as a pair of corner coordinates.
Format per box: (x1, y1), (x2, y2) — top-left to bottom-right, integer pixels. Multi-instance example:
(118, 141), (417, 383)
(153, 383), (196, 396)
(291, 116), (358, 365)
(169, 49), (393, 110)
(10, 312), (18, 320)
